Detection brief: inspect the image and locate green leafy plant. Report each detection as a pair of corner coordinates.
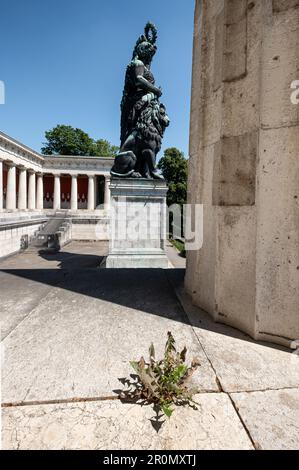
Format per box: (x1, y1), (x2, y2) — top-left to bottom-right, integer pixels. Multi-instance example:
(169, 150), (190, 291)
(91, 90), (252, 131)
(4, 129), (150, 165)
(122, 332), (200, 418)
(170, 238), (186, 258)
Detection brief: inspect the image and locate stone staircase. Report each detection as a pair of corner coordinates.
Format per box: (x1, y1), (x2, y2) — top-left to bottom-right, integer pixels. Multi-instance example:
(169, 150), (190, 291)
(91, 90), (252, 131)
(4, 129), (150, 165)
(27, 212), (71, 252)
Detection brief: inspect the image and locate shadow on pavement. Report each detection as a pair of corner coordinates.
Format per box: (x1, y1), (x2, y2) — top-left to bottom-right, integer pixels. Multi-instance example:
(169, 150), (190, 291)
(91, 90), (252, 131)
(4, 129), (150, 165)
(0, 250), (291, 354)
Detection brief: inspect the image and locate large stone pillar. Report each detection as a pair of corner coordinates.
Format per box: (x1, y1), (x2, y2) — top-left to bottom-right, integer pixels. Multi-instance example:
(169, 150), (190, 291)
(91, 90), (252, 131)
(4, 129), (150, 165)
(53, 174), (61, 210)
(18, 167), (27, 210)
(87, 175), (95, 210)
(28, 171), (36, 210)
(36, 173), (44, 210)
(6, 163), (16, 210)
(185, 0), (299, 347)
(0, 159), (3, 210)
(104, 175), (111, 209)
(71, 174), (78, 211)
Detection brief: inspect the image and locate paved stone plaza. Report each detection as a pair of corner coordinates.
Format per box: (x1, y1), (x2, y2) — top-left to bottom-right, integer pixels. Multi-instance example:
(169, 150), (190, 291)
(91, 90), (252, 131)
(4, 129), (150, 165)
(1, 241), (298, 450)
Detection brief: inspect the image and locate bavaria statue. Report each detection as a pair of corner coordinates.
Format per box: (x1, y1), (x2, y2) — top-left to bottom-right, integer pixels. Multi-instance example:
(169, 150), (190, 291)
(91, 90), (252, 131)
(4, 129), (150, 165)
(111, 22), (170, 179)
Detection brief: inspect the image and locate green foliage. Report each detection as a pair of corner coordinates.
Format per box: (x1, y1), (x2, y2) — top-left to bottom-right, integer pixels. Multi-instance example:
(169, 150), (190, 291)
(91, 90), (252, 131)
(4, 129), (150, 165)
(157, 148), (188, 206)
(124, 332), (200, 418)
(94, 139), (119, 157)
(41, 124), (118, 157)
(170, 239), (186, 258)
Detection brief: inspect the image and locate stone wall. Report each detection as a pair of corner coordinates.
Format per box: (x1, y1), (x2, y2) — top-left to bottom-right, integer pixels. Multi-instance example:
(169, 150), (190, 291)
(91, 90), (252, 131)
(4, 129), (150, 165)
(0, 214), (47, 258)
(71, 216), (110, 241)
(186, 0), (299, 347)
(0, 213), (110, 259)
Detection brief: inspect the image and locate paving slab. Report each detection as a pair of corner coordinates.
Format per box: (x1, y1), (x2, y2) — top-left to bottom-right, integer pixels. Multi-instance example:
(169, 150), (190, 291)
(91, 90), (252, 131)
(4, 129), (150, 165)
(2, 393), (253, 450)
(230, 389), (299, 450)
(165, 241), (186, 269)
(176, 288), (299, 392)
(2, 268), (218, 404)
(0, 241), (108, 270)
(0, 270), (65, 341)
(0, 242), (107, 341)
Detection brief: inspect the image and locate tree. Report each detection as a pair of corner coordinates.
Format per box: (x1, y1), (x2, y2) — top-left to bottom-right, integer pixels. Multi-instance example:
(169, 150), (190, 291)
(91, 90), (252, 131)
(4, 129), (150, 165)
(94, 139), (119, 157)
(157, 147), (188, 206)
(41, 125), (118, 157)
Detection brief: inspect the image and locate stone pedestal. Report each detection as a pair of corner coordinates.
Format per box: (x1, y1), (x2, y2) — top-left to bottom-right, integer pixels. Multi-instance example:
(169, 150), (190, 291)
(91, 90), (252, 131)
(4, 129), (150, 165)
(106, 178), (169, 269)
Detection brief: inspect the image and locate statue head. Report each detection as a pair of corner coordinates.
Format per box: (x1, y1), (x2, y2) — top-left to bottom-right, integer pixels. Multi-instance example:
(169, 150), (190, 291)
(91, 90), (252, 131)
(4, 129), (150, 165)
(132, 22), (158, 64)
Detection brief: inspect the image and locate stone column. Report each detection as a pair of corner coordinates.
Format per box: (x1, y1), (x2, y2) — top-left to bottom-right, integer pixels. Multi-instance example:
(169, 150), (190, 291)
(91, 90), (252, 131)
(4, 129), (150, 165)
(28, 171), (36, 210)
(6, 163), (16, 210)
(0, 159), (3, 210)
(53, 174), (61, 210)
(94, 175), (98, 209)
(104, 175), (111, 209)
(87, 175), (95, 210)
(36, 173), (44, 210)
(18, 167), (27, 210)
(71, 174), (78, 211)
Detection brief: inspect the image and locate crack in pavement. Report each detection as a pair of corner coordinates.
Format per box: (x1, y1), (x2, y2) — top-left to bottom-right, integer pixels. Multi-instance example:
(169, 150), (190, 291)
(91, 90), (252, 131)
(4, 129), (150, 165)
(227, 393), (257, 450)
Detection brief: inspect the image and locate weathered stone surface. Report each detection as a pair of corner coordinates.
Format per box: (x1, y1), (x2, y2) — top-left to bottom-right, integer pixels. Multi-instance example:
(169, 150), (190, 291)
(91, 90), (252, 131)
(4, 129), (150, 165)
(231, 389), (299, 450)
(2, 393), (253, 450)
(225, 0), (247, 24)
(176, 288), (299, 393)
(261, 6), (299, 129)
(221, 0), (262, 137)
(255, 127), (299, 344)
(223, 18), (247, 82)
(222, 2), (248, 83)
(0, 218), (46, 259)
(202, 94), (223, 147)
(216, 207), (256, 336)
(2, 243), (298, 450)
(273, 0), (299, 13)
(199, 329), (299, 393)
(213, 133), (257, 206)
(213, 9), (225, 91)
(221, 75), (259, 138)
(0, 270), (60, 341)
(186, 0), (299, 347)
(1, 248), (218, 404)
(0, 241), (108, 270)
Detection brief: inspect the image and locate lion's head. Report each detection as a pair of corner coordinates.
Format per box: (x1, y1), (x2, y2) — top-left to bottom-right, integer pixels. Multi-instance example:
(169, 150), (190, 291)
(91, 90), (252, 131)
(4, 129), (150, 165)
(131, 100), (170, 157)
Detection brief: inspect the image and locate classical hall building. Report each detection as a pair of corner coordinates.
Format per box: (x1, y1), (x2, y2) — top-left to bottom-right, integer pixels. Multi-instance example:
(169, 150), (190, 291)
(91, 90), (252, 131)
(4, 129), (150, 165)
(0, 131), (114, 257)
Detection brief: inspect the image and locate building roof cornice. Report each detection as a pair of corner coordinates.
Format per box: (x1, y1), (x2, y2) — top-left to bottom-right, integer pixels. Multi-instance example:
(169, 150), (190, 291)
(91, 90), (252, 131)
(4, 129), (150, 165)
(0, 131), (45, 163)
(0, 131), (115, 170)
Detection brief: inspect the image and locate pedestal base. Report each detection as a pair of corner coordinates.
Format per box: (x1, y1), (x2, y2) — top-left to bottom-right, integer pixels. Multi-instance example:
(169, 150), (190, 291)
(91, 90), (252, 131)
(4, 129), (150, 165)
(106, 178), (169, 269)
(106, 253), (169, 269)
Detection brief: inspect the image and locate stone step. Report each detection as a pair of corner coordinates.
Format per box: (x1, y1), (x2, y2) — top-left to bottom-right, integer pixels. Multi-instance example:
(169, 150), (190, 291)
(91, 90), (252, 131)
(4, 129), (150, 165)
(29, 215), (70, 250)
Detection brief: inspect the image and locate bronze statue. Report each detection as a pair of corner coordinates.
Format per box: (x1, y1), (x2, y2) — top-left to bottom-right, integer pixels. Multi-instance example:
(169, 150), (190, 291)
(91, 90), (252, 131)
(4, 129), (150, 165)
(111, 22), (170, 179)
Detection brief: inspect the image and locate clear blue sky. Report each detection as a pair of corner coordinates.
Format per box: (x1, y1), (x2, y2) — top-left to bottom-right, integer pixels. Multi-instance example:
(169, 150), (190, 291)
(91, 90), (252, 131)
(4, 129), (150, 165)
(0, 0), (194, 157)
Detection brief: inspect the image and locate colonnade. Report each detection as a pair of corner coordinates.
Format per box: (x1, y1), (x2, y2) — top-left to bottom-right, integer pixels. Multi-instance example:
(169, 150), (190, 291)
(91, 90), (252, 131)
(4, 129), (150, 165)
(0, 159), (111, 211)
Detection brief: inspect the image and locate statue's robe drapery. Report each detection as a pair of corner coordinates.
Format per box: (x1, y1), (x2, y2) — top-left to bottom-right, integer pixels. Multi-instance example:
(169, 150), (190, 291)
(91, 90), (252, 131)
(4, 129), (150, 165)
(120, 59), (156, 147)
